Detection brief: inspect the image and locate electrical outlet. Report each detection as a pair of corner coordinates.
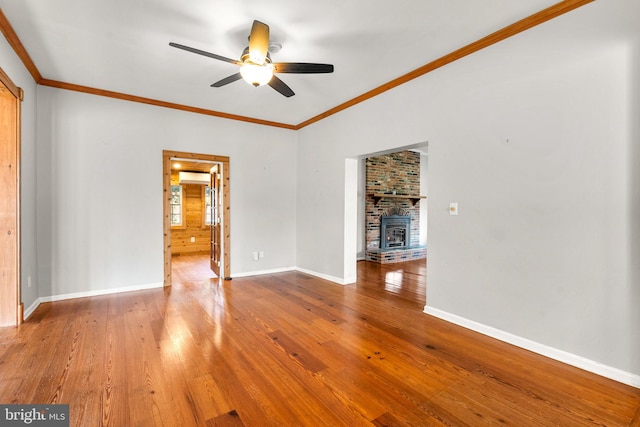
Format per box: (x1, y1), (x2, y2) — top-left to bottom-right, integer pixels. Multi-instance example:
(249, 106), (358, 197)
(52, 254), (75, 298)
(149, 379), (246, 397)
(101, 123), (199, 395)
(259, 251), (265, 259)
(190, 236), (195, 243)
(253, 251), (259, 261)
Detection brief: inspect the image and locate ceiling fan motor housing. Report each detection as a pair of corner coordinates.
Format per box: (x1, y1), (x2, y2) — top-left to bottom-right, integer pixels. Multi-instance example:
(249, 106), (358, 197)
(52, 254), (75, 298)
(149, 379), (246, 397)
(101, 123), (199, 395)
(241, 47), (271, 65)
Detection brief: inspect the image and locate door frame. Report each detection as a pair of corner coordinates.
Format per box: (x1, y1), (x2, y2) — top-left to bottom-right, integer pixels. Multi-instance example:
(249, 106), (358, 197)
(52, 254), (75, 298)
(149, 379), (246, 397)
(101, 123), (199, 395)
(162, 150), (231, 286)
(209, 164), (222, 278)
(0, 66), (23, 325)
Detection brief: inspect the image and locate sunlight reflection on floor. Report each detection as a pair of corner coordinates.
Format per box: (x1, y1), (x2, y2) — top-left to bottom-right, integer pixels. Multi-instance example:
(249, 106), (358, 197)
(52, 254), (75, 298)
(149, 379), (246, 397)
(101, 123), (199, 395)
(384, 270), (404, 293)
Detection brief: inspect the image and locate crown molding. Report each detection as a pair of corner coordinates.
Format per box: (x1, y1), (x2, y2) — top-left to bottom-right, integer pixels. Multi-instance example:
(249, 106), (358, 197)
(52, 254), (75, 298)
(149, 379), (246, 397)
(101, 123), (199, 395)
(1, 0), (594, 131)
(0, 8), (41, 83)
(295, 0), (594, 129)
(38, 78), (296, 130)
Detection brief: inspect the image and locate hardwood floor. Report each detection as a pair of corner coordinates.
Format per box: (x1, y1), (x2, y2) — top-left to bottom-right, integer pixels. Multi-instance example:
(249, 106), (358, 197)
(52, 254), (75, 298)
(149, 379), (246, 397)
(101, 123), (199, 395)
(0, 256), (638, 426)
(171, 253), (219, 282)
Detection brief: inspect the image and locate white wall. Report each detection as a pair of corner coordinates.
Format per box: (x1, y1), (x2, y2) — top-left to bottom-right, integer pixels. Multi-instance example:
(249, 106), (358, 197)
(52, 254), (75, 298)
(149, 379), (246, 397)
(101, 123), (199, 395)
(36, 87), (297, 298)
(0, 33), (39, 311)
(356, 158), (366, 260)
(628, 27), (640, 384)
(419, 152), (428, 246)
(296, 2), (640, 380)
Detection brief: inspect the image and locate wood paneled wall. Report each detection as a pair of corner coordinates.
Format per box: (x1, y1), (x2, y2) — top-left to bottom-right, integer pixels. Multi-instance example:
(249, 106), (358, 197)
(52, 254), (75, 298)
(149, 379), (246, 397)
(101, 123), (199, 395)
(170, 172), (209, 255)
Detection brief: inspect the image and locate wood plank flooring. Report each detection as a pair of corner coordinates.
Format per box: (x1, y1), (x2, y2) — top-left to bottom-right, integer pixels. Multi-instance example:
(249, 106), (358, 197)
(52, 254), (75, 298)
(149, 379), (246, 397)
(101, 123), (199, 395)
(0, 256), (638, 426)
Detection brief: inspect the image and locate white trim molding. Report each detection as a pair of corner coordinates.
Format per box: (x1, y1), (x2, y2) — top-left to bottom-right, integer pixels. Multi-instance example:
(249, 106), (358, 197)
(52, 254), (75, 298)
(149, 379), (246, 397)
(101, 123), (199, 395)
(424, 305), (640, 389)
(23, 299), (41, 320)
(225, 266), (355, 285)
(231, 267), (296, 278)
(24, 282), (164, 320)
(295, 267), (355, 286)
(40, 282), (164, 304)
(22, 269), (355, 321)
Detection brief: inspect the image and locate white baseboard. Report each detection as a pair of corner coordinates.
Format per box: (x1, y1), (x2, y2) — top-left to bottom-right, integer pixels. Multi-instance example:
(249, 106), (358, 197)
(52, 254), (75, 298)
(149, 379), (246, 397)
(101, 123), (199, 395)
(424, 305), (640, 389)
(23, 299), (41, 320)
(22, 267), (353, 321)
(24, 267), (356, 320)
(23, 281), (164, 321)
(40, 282), (165, 303)
(295, 267), (353, 285)
(232, 266), (355, 285)
(231, 266), (296, 278)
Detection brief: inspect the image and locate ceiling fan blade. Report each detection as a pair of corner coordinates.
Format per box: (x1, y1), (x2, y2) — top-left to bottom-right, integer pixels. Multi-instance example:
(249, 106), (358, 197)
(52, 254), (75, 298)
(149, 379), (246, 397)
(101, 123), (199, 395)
(169, 42), (241, 66)
(211, 73), (242, 87)
(272, 63), (334, 74)
(248, 20), (269, 64)
(268, 75), (295, 97)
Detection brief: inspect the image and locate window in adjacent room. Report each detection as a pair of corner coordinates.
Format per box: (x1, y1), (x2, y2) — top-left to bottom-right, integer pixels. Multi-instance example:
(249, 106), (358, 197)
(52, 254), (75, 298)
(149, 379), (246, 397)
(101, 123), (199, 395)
(170, 185), (183, 227)
(204, 186), (213, 226)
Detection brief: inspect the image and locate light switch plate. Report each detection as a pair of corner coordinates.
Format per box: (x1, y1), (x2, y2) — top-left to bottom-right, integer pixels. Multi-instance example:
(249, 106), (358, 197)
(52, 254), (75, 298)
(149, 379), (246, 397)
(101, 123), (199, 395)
(449, 203), (458, 215)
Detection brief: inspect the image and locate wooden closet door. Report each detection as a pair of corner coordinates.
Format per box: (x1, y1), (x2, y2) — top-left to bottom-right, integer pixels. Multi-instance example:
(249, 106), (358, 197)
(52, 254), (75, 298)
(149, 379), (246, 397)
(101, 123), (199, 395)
(0, 75), (20, 326)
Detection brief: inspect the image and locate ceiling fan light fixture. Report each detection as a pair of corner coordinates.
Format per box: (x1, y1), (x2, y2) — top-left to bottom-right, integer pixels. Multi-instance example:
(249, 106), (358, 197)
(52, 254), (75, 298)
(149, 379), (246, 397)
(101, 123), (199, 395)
(240, 63), (273, 87)
(170, 19), (333, 97)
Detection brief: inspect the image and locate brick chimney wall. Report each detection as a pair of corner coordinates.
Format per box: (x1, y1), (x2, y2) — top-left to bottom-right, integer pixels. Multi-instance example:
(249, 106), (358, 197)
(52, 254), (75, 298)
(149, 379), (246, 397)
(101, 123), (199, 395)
(366, 151), (421, 249)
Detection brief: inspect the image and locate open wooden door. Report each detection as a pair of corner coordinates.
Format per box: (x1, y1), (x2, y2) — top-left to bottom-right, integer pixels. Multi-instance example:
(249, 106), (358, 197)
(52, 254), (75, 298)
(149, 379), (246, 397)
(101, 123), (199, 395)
(209, 165), (222, 277)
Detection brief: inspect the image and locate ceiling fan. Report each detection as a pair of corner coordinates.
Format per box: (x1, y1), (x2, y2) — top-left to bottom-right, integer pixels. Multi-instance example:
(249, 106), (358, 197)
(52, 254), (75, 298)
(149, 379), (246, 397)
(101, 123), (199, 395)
(169, 20), (334, 97)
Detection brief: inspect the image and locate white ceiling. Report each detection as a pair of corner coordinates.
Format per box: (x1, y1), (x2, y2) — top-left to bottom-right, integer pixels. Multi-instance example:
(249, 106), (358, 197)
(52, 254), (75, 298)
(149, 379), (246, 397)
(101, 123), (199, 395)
(0, 0), (634, 126)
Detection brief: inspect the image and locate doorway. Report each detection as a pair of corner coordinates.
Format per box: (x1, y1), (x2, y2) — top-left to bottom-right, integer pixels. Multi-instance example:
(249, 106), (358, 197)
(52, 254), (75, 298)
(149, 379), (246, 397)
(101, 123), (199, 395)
(351, 143), (428, 304)
(0, 67), (22, 326)
(162, 150), (231, 286)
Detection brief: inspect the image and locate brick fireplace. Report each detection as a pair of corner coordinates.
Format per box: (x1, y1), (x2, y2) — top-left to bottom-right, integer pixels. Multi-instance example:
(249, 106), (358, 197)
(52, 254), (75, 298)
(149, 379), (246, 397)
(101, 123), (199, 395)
(365, 150), (426, 264)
